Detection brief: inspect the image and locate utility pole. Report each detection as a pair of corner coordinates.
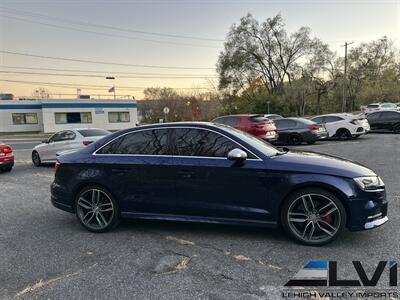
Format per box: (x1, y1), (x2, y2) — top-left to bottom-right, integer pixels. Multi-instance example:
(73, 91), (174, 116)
(342, 41), (354, 112)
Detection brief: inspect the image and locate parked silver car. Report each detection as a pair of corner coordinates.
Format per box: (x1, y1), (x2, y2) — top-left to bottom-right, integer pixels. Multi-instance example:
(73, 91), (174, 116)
(32, 128), (110, 166)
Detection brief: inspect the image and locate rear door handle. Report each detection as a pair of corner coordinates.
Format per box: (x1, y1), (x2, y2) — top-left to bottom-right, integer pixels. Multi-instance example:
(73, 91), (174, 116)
(178, 170), (194, 178)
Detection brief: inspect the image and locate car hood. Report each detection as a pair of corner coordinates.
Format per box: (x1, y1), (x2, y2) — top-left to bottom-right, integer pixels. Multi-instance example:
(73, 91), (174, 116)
(268, 150), (376, 178)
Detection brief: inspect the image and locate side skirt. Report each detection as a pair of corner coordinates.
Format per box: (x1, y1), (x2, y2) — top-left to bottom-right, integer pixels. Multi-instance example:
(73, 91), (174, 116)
(121, 212), (278, 228)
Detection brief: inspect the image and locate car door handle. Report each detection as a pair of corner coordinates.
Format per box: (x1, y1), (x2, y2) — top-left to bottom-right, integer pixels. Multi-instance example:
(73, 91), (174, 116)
(111, 168), (130, 174)
(178, 170), (194, 178)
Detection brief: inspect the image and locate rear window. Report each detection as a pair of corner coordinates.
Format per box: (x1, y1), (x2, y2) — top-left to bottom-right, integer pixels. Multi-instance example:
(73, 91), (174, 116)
(367, 104), (379, 108)
(78, 129), (110, 137)
(249, 115), (269, 122)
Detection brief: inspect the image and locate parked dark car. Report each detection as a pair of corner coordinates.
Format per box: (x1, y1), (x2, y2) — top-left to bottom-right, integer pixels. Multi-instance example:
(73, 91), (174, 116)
(273, 118), (328, 145)
(366, 111), (400, 133)
(212, 114), (278, 142)
(51, 122), (388, 246)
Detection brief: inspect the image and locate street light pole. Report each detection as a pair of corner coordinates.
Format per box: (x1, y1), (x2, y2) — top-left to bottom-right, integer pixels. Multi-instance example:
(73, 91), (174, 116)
(106, 76), (116, 100)
(341, 42), (353, 112)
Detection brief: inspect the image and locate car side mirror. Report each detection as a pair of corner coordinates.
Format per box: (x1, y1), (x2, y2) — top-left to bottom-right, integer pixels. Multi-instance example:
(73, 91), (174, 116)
(227, 148), (247, 161)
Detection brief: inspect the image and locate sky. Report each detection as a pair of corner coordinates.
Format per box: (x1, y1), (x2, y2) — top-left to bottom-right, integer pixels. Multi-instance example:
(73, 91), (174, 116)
(0, 0), (399, 99)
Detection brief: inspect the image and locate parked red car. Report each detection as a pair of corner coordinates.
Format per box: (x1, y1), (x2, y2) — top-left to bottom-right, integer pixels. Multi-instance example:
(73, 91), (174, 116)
(0, 144), (14, 172)
(212, 114), (278, 142)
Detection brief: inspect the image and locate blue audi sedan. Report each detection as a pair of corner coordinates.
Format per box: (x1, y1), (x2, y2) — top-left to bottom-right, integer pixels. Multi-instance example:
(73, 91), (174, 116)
(51, 122), (388, 246)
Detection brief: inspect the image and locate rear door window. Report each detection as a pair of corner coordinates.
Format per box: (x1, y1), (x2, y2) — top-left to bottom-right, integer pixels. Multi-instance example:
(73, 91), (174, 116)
(311, 116), (324, 124)
(78, 129), (110, 137)
(97, 129), (170, 155)
(325, 116), (343, 123)
(225, 116), (241, 126)
(381, 112), (400, 119)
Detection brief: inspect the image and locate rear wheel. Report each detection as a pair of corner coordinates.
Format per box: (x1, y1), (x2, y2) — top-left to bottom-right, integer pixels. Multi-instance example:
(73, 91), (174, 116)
(336, 128), (351, 140)
(75, 186), (120, 233)
(288, 133), (303, 145)
(32, 151), (42, 167)
(281, 188), (346, 246)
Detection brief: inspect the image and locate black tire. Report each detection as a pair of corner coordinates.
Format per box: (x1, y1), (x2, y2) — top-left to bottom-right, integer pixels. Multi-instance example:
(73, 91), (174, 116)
(1, 166), (12, 172)
(75, 185), (120, 233)
(32, 151), (42, 167)
(336, 128), (352, 140)
(281, 188), (346, 246)
(394, 123), (400, 134)
(306, 141), (316, 145)
(288, 133), (303, 145)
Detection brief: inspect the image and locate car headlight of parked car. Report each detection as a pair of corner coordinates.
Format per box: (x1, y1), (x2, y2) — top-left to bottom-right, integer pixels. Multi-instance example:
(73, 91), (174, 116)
(354, 176), (384, 191)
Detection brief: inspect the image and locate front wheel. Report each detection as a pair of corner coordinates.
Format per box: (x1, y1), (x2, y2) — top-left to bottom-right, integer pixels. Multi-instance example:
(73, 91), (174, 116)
(75, 186), (120, 233)
(281, 188), (346, 246)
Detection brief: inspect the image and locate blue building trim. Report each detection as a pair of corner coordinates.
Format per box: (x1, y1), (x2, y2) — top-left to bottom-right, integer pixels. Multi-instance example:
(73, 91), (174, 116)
(42, 103), (137, 108)
(0, 104), (42, 110)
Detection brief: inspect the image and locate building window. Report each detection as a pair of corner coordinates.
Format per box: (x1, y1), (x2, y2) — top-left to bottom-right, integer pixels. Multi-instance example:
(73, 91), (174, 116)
(12, 113), (38, 125)
(108, 112), (130, 123)
(55, 112), (92, 124)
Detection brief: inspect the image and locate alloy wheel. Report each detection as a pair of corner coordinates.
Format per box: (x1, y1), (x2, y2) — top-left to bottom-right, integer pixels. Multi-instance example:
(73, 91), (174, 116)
(76, 188), (115, 231)
(32, 152), (41, 166)
(286, 193), (341, 244)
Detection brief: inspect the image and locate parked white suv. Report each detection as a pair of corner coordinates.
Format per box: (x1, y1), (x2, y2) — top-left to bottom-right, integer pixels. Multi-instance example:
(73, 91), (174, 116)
(310, 113), (370, 140)
(32, 128), (110, 166)
(364, 102), (399, 114)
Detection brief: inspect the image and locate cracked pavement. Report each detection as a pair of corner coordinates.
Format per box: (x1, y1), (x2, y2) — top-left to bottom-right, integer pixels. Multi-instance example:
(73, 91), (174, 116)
(0, 133), (399, 299)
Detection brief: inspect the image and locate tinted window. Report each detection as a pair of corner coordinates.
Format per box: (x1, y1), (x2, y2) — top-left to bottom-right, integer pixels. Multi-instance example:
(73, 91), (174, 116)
(225, 116), (241, 126)
(275, 119), (296, 129)
(367, 104), (379, 108)
(311, 116), (324, 124)
(367, 112), (381, 120)
(213, 117), (226, 125)
(173, 128), (250, 158)
(381, 111), (400, 119)
(78, 129), (110, 137)
(50, 131), (75, 142)
(249, 115), (269, 122)
(325, 116), (343, 123)
(97, 129), (169, 155)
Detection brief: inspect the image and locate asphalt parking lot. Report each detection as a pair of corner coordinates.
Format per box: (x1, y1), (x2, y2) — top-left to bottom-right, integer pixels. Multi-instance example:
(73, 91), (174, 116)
(1, 133), (399, 300)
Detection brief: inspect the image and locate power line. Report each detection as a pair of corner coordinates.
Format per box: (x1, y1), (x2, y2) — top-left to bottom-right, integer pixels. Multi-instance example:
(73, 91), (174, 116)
(0, 6), (224, 42)
(0, 70), (217, 79)
(0, 79), (210, 90)
(0, 50), (215, 70)
(0, 14), (221, 49)
(0, 65), (216, 76)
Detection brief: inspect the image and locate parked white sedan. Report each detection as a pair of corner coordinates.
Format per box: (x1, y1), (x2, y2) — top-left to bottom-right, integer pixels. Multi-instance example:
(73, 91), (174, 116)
(310, 113), (370, 140)
(32, 128), (110, 166)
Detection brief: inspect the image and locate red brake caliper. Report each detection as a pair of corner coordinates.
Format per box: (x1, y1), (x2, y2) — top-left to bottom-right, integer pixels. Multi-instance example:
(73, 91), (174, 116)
(321, 213), (333, 224)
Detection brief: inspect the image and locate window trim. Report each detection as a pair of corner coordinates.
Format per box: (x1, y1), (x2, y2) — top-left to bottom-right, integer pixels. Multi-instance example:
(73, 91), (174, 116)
(54, 112), (92, 124)
(108, 111), (130, 123)
(11, 112), (39, 125)
(93, 126), (262, 161)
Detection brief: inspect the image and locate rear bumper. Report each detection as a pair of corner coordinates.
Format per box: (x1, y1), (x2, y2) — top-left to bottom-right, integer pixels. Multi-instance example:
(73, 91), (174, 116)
(50, 181), (74, 213)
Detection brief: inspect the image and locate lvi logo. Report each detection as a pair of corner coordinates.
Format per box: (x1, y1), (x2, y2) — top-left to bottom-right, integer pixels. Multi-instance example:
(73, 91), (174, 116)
(285, 260), (398, 287)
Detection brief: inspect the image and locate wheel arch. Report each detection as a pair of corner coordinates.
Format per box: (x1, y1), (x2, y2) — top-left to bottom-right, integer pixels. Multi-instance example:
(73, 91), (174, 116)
(277, 182), (351, 226)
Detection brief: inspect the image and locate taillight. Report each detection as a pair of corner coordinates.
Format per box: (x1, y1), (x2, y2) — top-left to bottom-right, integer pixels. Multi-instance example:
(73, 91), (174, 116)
(0, 146), (12, 156)
(308, 124), (319, 131)
(55, 161), (61, 173)
(83, 141), (93, 146)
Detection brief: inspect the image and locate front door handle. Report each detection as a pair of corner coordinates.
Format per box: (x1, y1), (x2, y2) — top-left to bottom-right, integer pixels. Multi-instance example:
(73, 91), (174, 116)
(178, 170), (194, 178)
(111, 168), (129, 174)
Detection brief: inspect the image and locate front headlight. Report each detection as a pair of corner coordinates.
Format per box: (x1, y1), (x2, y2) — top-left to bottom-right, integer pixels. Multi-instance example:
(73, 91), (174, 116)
(354, 176), (385, 191)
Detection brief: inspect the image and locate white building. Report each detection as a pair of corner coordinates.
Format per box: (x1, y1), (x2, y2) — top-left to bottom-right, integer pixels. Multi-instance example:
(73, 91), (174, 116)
(0, 99), (138, 133)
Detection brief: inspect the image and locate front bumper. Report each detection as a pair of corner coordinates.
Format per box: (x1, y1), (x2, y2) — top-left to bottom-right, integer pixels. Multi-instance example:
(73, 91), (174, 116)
(364, 216), (388, 229)
(347, 188), (388, 231)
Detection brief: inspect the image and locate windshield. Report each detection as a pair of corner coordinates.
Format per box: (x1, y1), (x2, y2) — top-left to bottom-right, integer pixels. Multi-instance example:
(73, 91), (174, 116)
(218, 125), (280, 157)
